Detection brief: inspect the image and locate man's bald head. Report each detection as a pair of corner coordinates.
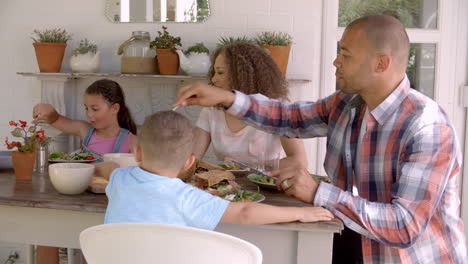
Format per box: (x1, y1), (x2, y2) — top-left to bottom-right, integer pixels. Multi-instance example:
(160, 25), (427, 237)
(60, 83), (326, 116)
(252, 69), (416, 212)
(347, 15), (410, 71)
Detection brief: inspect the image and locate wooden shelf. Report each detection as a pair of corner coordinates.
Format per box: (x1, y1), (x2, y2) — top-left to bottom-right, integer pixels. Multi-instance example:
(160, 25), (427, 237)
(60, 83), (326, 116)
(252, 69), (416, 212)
(17, 72), (312, 82)
(17, 72), (207, 81)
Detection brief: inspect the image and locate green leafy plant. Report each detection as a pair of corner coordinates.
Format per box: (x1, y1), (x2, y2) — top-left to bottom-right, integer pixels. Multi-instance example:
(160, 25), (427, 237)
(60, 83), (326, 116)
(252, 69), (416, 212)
(255, 32), (292, 46)
(31, 28), (71, 43)
(72, 39), (97, 56)
(216, 36), (253, 48)
(186, 42), (209, 54)
(4, 120), (48, 152)
(150, 26), (182, 49)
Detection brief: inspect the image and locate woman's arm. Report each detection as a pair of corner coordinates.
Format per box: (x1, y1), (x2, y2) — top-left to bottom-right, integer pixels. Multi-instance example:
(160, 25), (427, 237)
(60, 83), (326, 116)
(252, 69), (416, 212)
(193, 127), (212, 160)
(279, 137), (308, 168)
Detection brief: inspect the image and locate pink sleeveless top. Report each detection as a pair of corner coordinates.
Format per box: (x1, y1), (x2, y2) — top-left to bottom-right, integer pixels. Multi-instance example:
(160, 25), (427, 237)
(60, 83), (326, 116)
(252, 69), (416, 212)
(86, 133), (131, 154)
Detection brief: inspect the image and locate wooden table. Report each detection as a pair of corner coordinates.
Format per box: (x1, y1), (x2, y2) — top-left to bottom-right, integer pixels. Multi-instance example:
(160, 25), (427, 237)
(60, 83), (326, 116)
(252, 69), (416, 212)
(0, 169), (342, 264)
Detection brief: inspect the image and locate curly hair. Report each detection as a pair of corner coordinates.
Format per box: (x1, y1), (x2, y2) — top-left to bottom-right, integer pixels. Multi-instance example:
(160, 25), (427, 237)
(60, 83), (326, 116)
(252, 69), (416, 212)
(85, 79), (137, 135)
(209, 42), (288, 100)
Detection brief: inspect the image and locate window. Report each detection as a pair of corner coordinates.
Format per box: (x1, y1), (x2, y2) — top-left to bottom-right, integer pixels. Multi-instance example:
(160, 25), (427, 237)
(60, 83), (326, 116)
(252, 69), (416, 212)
(338, 0), (438, 96)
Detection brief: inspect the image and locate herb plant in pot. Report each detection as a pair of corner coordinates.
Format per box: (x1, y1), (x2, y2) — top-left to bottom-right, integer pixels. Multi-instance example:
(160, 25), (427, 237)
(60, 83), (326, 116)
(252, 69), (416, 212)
(255, 31), (292, 75)
(175, 43), (211, 76)
(70, 39), (100, 73)
(32, 28), (71, 72)
(5, 120), (47, 181)
(150, 26), (182, 75)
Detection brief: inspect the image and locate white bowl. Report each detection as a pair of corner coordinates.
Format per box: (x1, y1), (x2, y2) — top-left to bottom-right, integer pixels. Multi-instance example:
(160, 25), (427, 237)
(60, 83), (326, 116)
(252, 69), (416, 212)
(49, 163), (95, 195)
(103, 153), (138, 168)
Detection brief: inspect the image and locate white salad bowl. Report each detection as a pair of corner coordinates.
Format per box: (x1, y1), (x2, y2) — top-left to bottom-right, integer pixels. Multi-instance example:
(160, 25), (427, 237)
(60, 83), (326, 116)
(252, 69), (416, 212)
(49, 163), (95, 195)
(103, 153), (138, 168)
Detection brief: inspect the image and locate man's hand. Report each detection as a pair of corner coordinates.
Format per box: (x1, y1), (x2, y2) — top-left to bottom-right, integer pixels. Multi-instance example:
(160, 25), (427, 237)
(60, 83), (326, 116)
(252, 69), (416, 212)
(271, 166), (319, 204)
(174, 82), (236, 108)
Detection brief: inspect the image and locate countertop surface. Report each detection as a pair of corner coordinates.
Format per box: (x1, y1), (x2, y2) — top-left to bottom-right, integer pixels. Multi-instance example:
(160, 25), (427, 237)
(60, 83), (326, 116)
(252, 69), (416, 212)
(0, 168), (343, 232)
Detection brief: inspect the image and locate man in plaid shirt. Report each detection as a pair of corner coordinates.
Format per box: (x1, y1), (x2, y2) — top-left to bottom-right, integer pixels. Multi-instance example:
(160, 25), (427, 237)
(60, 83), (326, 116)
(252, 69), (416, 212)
(175, 15), (467, 264)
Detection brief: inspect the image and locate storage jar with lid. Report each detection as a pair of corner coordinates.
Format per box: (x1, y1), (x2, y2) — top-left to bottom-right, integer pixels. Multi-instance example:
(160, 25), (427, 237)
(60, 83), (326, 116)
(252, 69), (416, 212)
(118, 31), (156, 74)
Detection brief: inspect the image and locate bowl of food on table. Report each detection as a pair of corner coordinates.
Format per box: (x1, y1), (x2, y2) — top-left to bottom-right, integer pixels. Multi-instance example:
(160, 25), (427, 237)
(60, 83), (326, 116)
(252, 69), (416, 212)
(48, 163), (95, 195)
(247, 173), (278, 190)
(48, 151), (99, 163)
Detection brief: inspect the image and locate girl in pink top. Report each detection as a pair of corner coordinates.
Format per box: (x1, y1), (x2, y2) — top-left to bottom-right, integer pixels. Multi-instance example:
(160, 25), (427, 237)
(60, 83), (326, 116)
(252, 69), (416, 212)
(33, 79), (137, 155)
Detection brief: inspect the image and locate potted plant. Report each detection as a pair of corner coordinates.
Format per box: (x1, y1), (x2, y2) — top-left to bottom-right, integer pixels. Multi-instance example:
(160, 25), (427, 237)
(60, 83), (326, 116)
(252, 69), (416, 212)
(32, 28), (72, 72)
(216, 36), (252, 48)
(175, 43), (211, 76)
(4, 120), (47, 181)
(255, 31), (292, 75)
(70, 39), (100, 73)
(150, 26), (182, 75)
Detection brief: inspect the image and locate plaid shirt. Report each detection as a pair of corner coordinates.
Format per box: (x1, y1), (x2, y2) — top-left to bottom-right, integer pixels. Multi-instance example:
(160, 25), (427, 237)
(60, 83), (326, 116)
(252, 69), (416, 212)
(227, 77), (467, 263)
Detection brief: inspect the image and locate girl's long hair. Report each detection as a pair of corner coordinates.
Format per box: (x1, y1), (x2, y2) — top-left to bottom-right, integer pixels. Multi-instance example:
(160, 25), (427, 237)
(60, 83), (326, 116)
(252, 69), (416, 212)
(85, 79), (137, 134)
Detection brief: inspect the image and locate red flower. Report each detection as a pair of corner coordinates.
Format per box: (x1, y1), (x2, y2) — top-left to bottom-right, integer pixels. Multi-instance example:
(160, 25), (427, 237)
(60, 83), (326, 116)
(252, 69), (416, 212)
(19, 120), (27, 128)
(9, 121), (17, 126)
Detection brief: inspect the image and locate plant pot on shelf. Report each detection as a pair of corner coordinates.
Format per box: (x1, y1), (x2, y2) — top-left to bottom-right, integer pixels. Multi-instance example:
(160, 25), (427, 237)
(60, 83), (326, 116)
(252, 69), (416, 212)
(33, 43), (67, 72)
(261, 45), (291, 76)
(156, 48), (179, 75)
(12, 151), (36, 181)
(70, 51), (100, 73)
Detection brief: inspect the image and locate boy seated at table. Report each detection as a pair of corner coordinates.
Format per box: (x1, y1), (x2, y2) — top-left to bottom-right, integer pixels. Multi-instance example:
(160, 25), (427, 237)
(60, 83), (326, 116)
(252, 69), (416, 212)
(102, 111), (333, 229)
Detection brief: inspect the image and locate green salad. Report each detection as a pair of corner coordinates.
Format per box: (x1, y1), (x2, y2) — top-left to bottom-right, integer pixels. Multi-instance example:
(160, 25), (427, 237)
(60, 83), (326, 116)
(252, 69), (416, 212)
(247, 173), (277, 185)
(221, 189), (262, 202)
(218, 162), (242, 170)
(48, 152), (97, 161)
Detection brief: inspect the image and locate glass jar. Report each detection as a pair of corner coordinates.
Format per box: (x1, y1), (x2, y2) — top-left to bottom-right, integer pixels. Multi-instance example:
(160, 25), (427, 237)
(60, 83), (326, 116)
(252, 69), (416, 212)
(118, 31), (156, 74)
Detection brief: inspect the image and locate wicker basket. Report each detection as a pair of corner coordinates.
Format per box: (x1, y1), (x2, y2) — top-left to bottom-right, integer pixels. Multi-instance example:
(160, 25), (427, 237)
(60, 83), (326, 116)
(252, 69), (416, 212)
(121, 56), (156, 74)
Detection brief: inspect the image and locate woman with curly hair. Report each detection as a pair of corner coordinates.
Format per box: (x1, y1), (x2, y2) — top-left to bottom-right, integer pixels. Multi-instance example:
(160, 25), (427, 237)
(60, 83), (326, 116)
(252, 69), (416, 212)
(194, 42), (307, 169)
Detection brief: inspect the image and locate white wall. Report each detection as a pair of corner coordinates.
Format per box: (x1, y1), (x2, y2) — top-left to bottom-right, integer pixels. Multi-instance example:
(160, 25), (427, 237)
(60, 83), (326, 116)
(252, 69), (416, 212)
(0, 0), (324, 260)
(0, 0), (323, 150)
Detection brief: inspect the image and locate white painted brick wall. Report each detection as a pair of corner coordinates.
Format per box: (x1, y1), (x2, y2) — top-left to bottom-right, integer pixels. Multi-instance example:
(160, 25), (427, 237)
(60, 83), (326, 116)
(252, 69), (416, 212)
(0, 1), (323, 150)
(0, 0), (324, 258)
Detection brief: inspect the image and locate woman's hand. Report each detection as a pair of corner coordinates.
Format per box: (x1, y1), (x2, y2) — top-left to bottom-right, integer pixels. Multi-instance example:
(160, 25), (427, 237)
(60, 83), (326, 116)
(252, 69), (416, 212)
(33, 103), (60, 124)
(174, 81), (236, 108)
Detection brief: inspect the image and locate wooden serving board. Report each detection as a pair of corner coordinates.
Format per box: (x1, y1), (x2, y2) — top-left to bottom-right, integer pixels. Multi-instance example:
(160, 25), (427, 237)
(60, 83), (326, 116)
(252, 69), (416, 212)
(87, 176), (109, 194)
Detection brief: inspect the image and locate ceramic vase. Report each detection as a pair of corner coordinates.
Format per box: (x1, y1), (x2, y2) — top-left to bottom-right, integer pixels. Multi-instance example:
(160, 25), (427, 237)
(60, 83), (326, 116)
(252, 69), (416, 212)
(70, 51), (100, 73)
(261, 45), (291, 76)
(12, 151), (36, 181)
(156, 48), (179, 75)
(33, 43), (66, 72)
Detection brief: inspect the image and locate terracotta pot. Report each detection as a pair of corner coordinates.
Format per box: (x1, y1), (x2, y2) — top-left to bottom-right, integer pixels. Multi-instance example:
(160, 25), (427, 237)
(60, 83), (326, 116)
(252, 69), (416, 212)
(33, 42), (67, 72)
(156, 48), (179, 75)
(12, 151), (36, 181)
(261, 45), (291, 76)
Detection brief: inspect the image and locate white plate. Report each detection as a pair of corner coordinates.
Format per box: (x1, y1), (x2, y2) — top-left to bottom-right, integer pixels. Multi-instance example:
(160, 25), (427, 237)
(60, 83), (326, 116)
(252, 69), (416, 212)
(247, 174), (278, 190)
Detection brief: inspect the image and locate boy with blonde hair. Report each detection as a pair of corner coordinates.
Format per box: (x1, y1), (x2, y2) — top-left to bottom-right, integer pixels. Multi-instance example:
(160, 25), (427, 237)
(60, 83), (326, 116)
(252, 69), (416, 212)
(104, 111), (333, 229)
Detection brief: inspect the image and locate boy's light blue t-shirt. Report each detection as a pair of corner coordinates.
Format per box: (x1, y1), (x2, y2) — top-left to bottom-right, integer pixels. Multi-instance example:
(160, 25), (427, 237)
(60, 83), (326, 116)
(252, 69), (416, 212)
(104, 166), (229, 230)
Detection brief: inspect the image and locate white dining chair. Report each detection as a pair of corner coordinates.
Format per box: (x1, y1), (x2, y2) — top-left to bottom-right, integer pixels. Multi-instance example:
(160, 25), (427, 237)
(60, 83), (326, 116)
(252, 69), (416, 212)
(79, 223), (262, 264)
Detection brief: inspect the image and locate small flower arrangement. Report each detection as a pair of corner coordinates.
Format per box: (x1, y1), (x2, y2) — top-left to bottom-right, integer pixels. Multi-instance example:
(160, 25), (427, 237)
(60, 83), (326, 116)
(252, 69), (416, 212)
(150, 26), (182, 49)
(72, 39), (98, 56)
(255, 31), (292, 46)
(186, 43), (209, 54)
(4, 120), (48, 152)
(31, 28), (72, 43)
